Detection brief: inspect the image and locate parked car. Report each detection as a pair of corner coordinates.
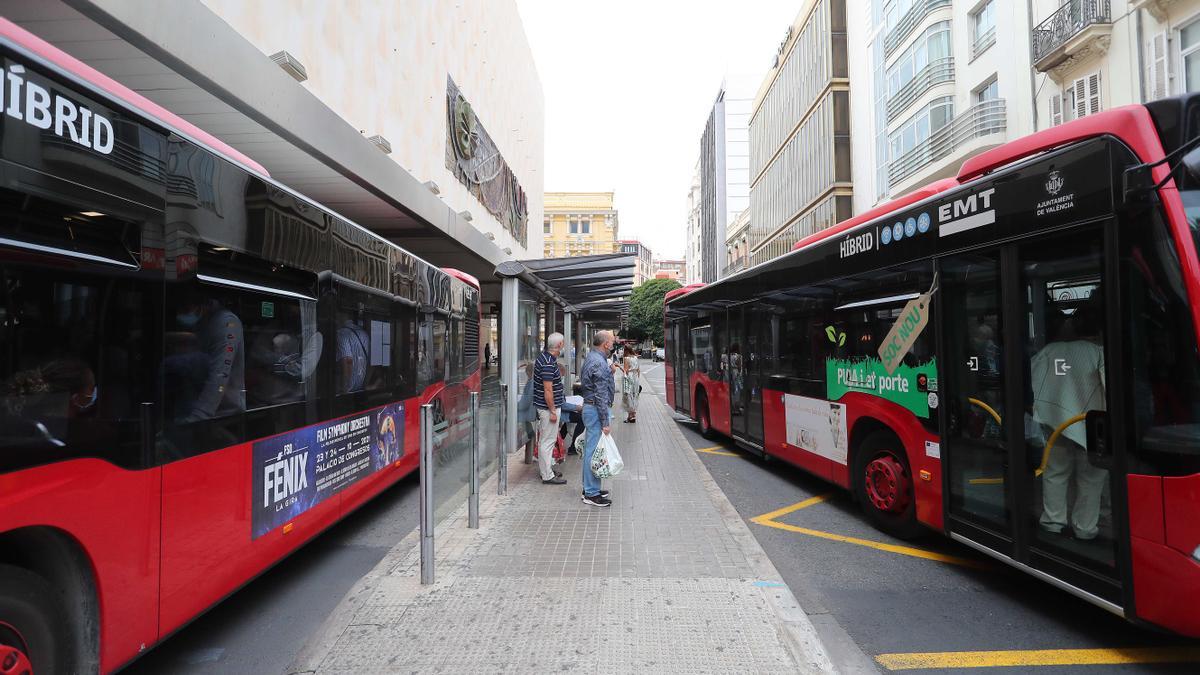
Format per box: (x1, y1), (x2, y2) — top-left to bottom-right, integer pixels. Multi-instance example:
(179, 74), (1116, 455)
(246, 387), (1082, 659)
(654, 348), (664, 362)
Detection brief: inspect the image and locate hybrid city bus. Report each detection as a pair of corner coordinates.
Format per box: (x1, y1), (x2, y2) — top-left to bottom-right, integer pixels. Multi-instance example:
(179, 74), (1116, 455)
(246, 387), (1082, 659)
(0, 19), (481, 673)
(665, 95), (1200, 637)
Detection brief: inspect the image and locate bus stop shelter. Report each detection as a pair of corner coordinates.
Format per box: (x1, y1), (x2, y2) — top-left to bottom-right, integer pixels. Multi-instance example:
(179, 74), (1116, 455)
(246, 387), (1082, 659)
(494, 252), (635, 458)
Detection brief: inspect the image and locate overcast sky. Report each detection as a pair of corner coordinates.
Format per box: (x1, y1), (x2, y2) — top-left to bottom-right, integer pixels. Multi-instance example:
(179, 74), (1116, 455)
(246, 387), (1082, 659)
(515, 1), (800, 260)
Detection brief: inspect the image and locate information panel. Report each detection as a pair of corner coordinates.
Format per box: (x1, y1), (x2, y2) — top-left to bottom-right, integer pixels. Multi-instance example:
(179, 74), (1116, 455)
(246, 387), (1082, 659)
(252, 403), (405, 539)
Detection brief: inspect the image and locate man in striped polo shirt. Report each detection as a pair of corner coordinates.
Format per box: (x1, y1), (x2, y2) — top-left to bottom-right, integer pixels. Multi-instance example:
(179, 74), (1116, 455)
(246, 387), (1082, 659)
(534, 332), (567, 484)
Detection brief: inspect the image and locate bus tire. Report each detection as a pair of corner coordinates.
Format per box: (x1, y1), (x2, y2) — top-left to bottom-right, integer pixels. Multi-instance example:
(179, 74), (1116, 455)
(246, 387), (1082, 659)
(0, 564), (74, 675)
(696, 389), (716, 439)
(853, 432), (922, 540)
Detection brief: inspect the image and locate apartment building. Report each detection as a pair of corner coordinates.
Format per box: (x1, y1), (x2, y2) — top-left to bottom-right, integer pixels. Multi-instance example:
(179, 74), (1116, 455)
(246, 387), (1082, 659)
(847, 0), (1034, 208)
(699, 79), (754, 281)
(653, 259), (686, 283)
(725, 208), (751, 277)
(685, 161), (703, 284)
(619, 240), (654, 286)
(543, 192), (619, 258)
(1031, 0), (1200, 133)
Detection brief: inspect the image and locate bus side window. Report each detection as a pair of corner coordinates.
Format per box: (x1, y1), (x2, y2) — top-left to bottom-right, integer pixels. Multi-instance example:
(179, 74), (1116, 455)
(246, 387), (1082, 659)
(0, 269), (158, 473)
(244, 296), (316, 409)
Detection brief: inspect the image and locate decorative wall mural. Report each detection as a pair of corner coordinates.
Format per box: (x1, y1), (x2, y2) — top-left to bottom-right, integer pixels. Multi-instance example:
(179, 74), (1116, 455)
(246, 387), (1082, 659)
(445, 77), (528, 247)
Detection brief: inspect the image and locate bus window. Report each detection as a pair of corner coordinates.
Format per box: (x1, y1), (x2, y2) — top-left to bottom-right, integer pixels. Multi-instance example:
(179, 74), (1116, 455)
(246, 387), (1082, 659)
(691, 322), (712, 375)
(335, 307), (392, 394)
(246, 297), (318, 408)
(0, 268), (158, 473)
(1124, 206), (1200, 474)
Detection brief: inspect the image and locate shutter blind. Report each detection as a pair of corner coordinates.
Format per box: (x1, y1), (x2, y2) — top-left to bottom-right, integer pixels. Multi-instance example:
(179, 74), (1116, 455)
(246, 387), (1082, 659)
(1087, 71), (1102, 114)
(1050, 94), (1064, 126)
(1073, 77), (1088, 119)
(1152, 32), (1169, 99)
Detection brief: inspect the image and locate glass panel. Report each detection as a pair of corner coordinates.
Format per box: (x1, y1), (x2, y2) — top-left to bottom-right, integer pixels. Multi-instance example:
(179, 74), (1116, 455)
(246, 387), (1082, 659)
(1019, 230), (1115, 571)
(1182, 20), (1200, 50)
(1187, 52), (1200, 93)
(943, 251), (1009, 532)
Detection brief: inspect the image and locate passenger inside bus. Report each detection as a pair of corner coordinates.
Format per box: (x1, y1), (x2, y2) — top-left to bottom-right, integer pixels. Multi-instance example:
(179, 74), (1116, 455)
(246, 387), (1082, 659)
(169, 291), (245, 422)
(1031, 304), (1107, 540)
(1, 356), (97, 447)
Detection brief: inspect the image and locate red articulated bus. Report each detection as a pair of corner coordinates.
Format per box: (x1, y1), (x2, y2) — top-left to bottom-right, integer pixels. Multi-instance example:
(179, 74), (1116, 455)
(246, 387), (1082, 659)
(0, 19), (480, 673)
(666, 96), (1200, 637)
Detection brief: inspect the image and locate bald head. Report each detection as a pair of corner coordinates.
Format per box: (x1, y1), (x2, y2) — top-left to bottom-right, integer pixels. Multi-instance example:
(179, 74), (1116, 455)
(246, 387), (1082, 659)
(593, 330), (614, 352)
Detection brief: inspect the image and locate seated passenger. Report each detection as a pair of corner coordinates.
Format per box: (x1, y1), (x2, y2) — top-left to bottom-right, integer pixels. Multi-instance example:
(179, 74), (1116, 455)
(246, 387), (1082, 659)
(171, 293), (245, 421)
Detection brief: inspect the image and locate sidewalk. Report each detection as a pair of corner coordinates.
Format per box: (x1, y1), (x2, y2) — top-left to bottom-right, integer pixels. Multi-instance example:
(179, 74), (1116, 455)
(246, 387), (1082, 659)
(293, 377), (836, 674)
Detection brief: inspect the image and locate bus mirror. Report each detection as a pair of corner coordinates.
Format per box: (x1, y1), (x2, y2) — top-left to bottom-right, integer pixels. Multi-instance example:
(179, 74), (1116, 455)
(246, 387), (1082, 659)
(1183, 144), (1200, 183)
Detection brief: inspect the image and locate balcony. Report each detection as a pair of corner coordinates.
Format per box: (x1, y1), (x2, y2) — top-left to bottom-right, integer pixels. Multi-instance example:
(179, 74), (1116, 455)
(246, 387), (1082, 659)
(1032, 0), (1112, 74)
(889, 99), (1007, 193)
(887, 57), (954, 122)
(971, 26), (996, 61)
(885, 0), (951, 58)
(721, 259), (748, 279)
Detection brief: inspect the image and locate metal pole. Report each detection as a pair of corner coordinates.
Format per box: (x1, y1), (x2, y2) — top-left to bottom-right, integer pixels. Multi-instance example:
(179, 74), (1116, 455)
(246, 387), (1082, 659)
(499, 382), (508, 495)
(419, 403), (435, 584)
(468, 391), (480, 529)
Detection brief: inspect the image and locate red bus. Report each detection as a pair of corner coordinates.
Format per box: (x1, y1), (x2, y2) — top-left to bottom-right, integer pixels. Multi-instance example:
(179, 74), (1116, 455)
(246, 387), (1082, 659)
(665, 96), (1200, 637)
(0, 19), (480, 673)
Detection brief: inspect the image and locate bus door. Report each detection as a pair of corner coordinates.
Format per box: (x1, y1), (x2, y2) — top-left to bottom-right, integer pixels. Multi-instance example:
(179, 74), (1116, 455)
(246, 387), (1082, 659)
(729, 307), (748, 439)
(940, 226), (1122, 604)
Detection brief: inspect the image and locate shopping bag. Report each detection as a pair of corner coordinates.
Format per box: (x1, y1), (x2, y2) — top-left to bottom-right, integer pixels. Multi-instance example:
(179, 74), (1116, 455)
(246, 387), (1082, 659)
(574, 431), (586, 454)
(590, 434), (624, 479)
(553, 433), (566, 463)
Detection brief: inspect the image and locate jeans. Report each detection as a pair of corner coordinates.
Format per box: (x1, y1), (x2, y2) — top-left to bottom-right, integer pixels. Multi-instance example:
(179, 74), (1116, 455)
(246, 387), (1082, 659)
(582, 404), (603, 497)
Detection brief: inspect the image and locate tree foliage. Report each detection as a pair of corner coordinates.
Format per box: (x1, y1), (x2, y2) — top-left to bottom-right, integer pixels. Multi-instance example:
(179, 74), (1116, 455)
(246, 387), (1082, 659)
(625, 278), (681, 345)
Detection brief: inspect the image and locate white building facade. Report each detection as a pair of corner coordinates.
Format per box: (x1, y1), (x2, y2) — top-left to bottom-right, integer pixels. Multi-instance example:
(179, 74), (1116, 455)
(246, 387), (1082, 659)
(1030, 0), (1200, 135)
(685, 161), (703, 284)
(847, 0), (1034, 209)
(201, 0), (545, 259)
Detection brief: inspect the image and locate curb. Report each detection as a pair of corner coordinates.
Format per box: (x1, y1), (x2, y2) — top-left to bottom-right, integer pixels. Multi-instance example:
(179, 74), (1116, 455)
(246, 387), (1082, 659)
(643, 373), (880, 674)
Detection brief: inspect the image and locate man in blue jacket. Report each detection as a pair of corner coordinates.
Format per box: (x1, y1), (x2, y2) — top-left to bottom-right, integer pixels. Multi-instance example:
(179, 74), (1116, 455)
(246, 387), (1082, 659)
(579, 330), (617, 507)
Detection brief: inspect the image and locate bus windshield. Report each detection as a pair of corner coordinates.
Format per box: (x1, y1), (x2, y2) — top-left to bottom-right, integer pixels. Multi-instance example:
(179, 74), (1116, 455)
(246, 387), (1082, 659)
(1179, 189), (1200, 260)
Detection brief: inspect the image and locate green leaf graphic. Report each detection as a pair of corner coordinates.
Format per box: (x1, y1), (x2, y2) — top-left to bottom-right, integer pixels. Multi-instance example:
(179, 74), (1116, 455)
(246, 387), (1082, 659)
(838, 332), (846, 347)
(825, 326), (837, 343)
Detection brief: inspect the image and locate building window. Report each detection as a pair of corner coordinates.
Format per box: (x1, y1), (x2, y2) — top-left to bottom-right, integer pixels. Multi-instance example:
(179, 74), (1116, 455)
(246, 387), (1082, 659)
(543, 219), (551, 234)
(974, 76), (999, 104)
(580, 219), (591, 234)
(886, 21), (952, 98)
(1182, 19), (1200, 92)
(889, 96), (954, 160)
(1052, 71), (1101, 125)
(569, 218), (579, 234)
(971, 1), (996, 58)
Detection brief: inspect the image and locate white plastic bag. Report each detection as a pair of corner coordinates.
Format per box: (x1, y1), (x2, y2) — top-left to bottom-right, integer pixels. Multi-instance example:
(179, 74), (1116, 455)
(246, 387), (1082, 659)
(590, 433), (624, 479)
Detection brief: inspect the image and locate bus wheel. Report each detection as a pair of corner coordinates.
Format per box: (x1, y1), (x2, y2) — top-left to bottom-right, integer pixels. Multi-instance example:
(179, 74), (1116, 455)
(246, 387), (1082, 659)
(696, 390), (715, 439)
(853, 433), (922, 540)
(0, 565), (73, 675)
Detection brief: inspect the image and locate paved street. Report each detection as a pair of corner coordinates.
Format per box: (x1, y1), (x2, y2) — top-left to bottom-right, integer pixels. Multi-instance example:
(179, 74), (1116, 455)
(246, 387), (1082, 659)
(641, 362), (1200, 673)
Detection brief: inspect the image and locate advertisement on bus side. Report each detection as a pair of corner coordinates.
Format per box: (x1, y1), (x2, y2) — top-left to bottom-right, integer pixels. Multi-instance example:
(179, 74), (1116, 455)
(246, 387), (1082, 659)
(251, 403), (405, 539)
(825, 357), (938, 419)
(784, 394), (849, 464)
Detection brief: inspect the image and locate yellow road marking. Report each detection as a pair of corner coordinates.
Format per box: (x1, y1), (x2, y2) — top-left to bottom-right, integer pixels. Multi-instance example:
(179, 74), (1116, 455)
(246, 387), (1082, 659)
(750, 493), (833, 522)
(695, 445), (739, 457)
(750, 495), (987, 569)
(875, 646), (1200, 670)
(968, 477), (1005, 485)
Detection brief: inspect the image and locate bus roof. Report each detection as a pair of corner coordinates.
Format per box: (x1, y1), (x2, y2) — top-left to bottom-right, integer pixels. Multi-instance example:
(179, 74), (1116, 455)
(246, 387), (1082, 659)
(665, 283), (705, 304)
(442, 267), (480, 290)
(0, 17), (270, 178)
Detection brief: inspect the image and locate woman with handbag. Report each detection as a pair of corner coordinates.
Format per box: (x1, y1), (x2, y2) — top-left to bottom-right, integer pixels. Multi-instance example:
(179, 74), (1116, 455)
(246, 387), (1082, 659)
(622, 346), (642, 423)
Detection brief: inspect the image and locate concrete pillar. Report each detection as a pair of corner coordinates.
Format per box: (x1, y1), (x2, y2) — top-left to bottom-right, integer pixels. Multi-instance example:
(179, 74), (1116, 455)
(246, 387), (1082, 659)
(564, 311), (574, 392)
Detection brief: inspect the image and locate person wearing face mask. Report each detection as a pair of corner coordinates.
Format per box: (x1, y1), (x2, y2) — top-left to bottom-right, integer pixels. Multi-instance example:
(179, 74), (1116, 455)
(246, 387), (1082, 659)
(173, 293), (245, 422)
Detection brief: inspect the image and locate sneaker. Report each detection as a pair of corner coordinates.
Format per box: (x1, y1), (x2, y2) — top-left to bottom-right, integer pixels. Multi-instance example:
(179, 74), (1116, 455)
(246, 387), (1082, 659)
(582, 489), (610, 498)
(581, 494), (611, 507)
(542, 476), (567, 485)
